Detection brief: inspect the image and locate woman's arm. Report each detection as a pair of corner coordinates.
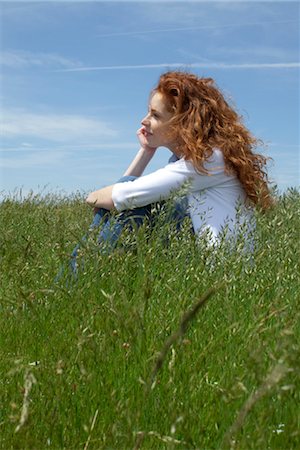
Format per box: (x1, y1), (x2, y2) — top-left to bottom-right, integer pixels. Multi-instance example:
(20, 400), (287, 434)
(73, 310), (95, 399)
(123, 146), (156, 177)
(124, 127), (156, 177)
(86, 185), (114, 210)
(86, 128), (157, 210)
(123, 128), (157, 176)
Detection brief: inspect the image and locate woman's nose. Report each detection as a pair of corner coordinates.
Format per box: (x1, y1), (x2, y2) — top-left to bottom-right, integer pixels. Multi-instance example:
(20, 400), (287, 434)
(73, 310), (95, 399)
(141, 114), (150, 126)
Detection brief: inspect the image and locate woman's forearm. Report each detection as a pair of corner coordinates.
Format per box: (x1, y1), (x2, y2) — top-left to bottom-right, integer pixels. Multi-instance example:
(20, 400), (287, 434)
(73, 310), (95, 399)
(86, 139), (156, 210)
(86, 185), (114, 210)
(123, 147), (156, 177)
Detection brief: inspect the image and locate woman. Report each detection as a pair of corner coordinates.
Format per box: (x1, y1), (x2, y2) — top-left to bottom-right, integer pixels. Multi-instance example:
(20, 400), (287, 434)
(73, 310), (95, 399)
(85, 71), (272, 253)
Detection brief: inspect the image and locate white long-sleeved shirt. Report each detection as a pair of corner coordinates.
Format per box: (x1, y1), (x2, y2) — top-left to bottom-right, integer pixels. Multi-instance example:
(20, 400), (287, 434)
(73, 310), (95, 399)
(112, 149), (252, 242)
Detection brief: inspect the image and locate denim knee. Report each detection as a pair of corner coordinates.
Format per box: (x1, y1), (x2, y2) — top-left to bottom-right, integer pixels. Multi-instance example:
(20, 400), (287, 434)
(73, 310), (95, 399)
(117, 175), (138, 183)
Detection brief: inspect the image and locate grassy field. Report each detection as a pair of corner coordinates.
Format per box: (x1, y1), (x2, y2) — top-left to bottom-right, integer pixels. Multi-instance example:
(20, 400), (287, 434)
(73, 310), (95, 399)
(0, 188), (299, 449)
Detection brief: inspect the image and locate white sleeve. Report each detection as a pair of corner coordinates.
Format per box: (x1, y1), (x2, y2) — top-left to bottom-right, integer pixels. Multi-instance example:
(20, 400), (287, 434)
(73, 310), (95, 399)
(112, 153), (227, 211)
(112, 165), (187, 211)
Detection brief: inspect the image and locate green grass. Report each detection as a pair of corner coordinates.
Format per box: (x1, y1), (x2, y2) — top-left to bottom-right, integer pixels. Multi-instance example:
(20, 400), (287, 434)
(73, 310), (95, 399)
(0, 188), (299, 449)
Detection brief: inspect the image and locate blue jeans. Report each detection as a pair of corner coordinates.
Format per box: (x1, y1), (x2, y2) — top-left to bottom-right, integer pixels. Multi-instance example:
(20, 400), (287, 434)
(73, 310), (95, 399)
(69, 176), (189, 275)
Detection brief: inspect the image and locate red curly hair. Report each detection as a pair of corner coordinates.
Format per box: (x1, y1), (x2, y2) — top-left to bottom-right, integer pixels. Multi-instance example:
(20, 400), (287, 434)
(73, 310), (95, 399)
(154, 71), (273, 210)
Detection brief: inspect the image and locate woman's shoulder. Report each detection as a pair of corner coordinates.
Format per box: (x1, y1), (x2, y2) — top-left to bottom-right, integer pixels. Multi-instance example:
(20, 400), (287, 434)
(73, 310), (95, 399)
(180, 148), (225, 173)
(165, 148), (227, 178)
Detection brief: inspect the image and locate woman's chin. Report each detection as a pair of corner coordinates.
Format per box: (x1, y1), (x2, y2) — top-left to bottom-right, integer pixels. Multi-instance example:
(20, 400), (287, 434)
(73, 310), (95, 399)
(145, 137), (155, 146)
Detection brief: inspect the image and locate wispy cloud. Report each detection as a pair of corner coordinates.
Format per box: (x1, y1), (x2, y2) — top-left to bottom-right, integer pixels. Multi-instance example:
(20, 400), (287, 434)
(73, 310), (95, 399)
(0, 50), (82, 69)
(6, 50), (298, 74)
(136, 1), (298, 29)
(56, 62), (300, 73)
(178, 46), (299, 64)
(96, 19), (298, 38)
(2, 110), (118, 142)
(1, 142), (137, 152)
(0, 150), (67, 169)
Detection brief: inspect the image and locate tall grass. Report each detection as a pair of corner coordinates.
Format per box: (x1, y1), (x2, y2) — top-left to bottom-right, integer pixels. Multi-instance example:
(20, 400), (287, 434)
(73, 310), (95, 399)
(0, 188), (299, 449)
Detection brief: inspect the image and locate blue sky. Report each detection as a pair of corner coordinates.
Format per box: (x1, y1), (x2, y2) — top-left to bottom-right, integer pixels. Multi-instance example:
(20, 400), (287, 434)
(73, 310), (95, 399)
(1, 0), (299, 198)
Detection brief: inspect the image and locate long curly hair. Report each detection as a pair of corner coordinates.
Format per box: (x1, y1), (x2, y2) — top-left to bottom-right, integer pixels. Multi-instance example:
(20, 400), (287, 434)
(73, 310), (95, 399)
(154, 71), (273, 210)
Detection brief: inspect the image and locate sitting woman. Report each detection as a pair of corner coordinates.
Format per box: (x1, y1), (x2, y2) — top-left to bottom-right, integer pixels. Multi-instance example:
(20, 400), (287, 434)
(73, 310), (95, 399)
(84, 71), (272, 253)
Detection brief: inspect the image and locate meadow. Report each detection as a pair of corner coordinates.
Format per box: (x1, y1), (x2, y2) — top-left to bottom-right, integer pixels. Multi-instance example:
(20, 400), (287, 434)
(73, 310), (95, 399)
(0, 188), (299, 449)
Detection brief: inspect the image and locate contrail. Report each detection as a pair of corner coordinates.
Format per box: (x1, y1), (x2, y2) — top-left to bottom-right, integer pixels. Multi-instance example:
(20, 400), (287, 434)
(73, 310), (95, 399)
(56, 62), (300, 72)
(96, 20), (298, 38)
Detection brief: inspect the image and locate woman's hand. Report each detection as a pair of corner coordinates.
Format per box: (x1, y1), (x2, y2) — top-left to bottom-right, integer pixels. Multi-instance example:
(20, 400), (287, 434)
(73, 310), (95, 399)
(136, 127), (157, 154)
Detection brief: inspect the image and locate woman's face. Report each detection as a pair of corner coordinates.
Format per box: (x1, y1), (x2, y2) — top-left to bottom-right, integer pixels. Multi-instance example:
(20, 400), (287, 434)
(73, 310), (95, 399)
(141, 92), (177, 151)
